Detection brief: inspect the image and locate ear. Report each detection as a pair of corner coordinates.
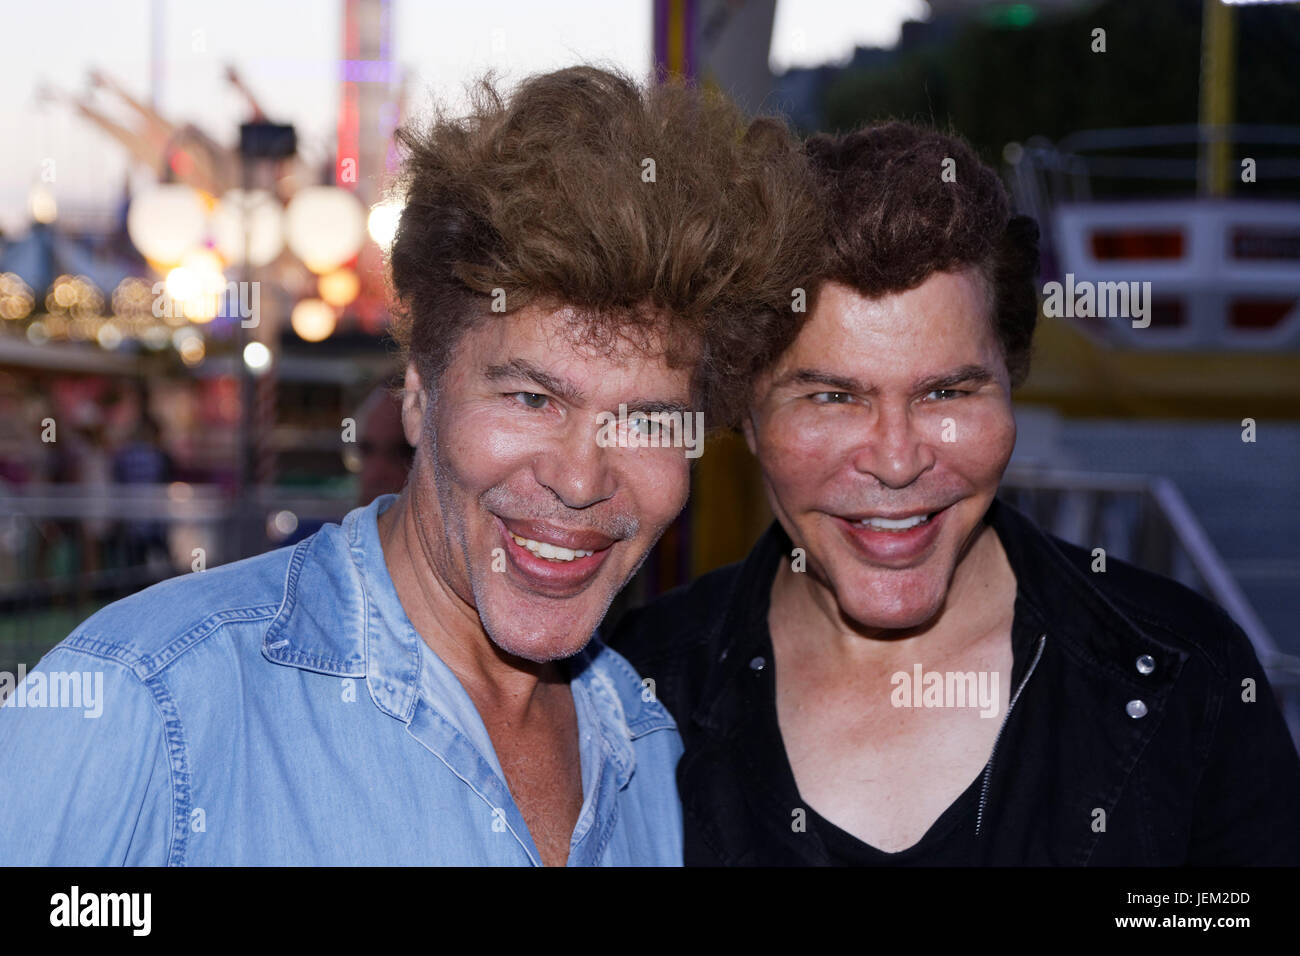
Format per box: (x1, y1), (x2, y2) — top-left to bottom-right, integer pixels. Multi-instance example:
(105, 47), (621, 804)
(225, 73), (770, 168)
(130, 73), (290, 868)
(741, 408), (759, 455)
(401, 360), (427, 447)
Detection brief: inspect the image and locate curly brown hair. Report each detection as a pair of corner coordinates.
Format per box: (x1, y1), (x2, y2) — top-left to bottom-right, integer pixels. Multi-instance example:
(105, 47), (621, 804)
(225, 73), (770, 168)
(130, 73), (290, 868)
(387, 66), (824, 427)
(805, 122), (1041, 386)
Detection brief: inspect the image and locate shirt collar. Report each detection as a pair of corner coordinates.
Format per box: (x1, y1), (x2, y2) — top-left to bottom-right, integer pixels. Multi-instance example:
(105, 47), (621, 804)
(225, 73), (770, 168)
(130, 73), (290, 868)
(261, 492), (421, 718)
(985, 497), (1183, 670)
(352, 493), (422, 721)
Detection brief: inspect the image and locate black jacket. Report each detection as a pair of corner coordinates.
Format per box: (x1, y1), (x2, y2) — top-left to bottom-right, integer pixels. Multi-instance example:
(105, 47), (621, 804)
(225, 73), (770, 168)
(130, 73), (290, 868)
(612, 499), (1300, 865)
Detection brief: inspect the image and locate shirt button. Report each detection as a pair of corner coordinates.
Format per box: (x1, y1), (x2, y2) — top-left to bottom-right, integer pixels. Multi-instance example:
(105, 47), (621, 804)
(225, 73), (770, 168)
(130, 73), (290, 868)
(749, 656), (766, 672)
(1136, 654), (1156, 675)
(1126, 699), (1148, 719)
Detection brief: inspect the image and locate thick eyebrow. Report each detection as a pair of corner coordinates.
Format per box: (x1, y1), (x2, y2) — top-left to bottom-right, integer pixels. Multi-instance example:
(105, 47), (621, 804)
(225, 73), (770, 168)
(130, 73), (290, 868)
(484, 359), (584, 405)
(915, 364), (996, 393)
(484, 359), (691, 414)
(770, 363), (996, 395)
(621, 399), (694, 416)
(770, 368), (866, 393)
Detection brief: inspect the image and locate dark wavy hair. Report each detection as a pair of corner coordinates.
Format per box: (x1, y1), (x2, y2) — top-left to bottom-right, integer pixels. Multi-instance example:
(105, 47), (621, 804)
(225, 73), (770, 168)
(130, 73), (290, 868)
(387, 66), (825, 427)
(805, 122), (1041, 386)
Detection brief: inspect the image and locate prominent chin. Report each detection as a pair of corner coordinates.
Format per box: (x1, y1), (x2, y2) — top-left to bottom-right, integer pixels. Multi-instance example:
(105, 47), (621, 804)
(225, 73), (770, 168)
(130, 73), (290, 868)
(476, 589), (610, 663)
(834, 568), (950, 632)
(489, 629), (593, 664)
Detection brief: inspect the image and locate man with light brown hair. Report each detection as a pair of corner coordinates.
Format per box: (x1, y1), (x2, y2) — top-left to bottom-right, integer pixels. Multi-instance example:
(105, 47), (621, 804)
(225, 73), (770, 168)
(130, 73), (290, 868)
(0, 66), (822, 866)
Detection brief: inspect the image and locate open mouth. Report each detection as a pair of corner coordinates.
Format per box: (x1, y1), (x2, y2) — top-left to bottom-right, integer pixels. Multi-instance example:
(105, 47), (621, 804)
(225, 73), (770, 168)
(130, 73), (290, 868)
(851, 513), (935, 532)
(833, 504), (952, 565)
(493, 515), (618, 596)
(505, 532), (596, 562)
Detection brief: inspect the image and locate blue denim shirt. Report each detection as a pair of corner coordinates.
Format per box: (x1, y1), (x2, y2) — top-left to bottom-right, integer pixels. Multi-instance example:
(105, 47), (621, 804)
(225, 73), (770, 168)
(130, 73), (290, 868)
(0, 494), (683, 865)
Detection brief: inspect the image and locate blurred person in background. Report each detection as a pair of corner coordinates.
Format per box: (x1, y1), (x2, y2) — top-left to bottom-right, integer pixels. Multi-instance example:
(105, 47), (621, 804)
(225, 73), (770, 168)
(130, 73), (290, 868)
(282, 381), (414, 547)
(64, 402), (113, 580)
(355, 382), (414, 505)
(111, 411), (175, 570)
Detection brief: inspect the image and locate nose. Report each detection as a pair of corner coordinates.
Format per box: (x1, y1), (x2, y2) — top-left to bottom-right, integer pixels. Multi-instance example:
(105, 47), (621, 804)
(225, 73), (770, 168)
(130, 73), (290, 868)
(531, 414), (617, 509)
(850, 400), (936, 489)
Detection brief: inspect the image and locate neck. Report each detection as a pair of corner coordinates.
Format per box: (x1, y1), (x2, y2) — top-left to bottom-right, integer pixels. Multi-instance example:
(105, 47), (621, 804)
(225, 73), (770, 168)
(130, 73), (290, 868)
(772, 520), (1015, 670)
(376, 488), (563, 716)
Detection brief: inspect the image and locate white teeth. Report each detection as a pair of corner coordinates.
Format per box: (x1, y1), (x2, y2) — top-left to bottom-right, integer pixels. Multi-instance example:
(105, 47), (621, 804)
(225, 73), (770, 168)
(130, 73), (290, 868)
(858, 514), (930, 531)
(509, 533), (593, 562)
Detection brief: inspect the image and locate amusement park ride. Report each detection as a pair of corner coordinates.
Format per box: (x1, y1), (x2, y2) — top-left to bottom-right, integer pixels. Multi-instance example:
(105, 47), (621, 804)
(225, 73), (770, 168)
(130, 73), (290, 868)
(1009, 122), (1300, 418)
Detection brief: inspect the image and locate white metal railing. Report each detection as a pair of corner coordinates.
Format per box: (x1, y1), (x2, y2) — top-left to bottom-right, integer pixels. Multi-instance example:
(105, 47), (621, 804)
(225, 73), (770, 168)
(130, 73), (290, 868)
(1001, 465), (1300, 748)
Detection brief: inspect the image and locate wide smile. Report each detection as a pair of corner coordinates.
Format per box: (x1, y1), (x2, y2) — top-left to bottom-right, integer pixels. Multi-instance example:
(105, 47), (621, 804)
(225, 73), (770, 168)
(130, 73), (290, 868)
(831, 503), (954, 567)
(493, 515), (616, 598)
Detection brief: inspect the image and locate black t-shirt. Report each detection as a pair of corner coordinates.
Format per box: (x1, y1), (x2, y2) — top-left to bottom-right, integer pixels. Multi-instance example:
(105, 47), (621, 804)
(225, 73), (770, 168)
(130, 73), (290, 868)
(805, 778), (981, 865)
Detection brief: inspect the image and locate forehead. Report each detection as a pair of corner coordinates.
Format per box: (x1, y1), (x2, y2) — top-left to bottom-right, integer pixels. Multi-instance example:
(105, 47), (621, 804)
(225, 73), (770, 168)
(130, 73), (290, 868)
(453, 303), (690, 392)
(790, 271), (999, 376)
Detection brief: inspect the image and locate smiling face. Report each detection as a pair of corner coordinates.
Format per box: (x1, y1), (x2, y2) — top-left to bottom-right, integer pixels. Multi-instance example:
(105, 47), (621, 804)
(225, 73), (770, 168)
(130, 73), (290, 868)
(746, 270), (1017, 632)
(402, 303), (694, 663)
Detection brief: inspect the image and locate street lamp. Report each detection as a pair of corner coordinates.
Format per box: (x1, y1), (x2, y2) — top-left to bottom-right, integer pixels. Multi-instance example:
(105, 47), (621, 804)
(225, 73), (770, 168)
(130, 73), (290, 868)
(212, 189), (284, 267)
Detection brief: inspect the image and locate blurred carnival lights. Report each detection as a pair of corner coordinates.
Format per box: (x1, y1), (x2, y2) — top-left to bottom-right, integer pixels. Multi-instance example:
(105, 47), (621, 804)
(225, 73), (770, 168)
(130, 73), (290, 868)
(242, 340), (272, 373)
(127, 184), (208, 267)
(284, 186), (367, 274)
(317, 267), (359, 308)
(366, 198), (401, 251)
(212, 189), (285, 267)
(290, 298), (336, 342)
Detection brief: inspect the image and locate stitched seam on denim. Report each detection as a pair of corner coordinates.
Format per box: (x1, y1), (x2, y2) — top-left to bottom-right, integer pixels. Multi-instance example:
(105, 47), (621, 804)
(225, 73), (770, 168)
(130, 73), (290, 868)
(346, 511), (379, 705)
(139, 671), (192, 866)
(269, 648), (366, 672)
(627, 722), (678, 741)
(589, 785), (619, 863)
(370, 621), (420, 721)
(581, 668), (635, 787)
(351, 517), (421, 721)
(67, 604), (281, 681)
(404, 706), (538, 864)
(596, 642), (678, 735)
(567, 721), (610, 857)
(263, 535), (367, 673)
(262, 539), (309, 651)
(262, 529), (366, 675)
(36, 643), (189, 865)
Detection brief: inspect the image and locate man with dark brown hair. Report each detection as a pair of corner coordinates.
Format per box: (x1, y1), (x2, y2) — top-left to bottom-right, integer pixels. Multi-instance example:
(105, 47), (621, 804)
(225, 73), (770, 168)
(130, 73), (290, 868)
(0, 67), (822, 866)
(614, 122), (1300, 865)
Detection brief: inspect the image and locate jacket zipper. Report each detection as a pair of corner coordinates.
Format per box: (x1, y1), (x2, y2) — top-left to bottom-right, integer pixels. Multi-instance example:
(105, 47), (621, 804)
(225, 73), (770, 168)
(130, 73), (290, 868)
(975, 633), (1047, 836)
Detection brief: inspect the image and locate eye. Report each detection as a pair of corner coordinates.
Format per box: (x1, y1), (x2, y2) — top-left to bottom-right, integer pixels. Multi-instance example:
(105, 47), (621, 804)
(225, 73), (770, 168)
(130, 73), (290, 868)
(510, 392), (550, 409)
(925, 389), (967, 401)
(628, 413), (661, 437)
(811, 391), (853, 405)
